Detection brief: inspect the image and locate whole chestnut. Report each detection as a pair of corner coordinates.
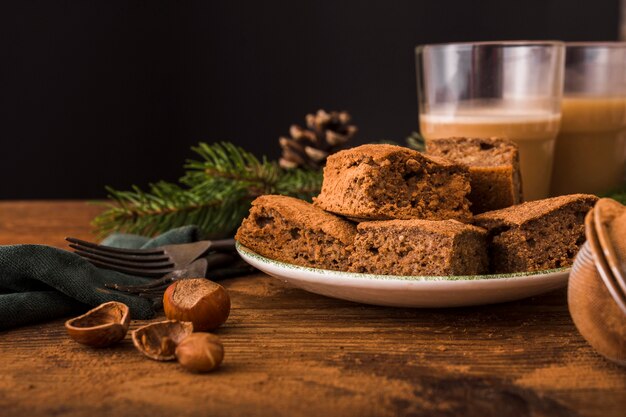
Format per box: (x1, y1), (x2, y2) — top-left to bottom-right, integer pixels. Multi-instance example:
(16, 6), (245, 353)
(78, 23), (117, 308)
(163, 278), (230, 331)
(175, 332), (224, 373)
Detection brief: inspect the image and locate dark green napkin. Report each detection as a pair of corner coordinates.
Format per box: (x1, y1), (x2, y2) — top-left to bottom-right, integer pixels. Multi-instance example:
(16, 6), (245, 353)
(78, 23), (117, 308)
(0, 226), (201, 330)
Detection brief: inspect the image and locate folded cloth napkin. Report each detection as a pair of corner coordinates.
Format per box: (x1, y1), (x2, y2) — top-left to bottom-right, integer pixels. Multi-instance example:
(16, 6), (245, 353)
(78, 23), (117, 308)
(0, 226), (202, 330)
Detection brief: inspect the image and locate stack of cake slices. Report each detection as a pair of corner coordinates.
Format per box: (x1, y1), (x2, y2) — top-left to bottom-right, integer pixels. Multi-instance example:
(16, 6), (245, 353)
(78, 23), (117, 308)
(236, 140), (598, 276)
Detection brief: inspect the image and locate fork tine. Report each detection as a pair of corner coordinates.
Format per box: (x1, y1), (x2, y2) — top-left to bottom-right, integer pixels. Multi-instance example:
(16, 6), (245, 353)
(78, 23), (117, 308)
(72, 249), (175, 269)
(83, 258), (174, 277)
(67, 243), (170, 263)
(105, 276), (174, 291)
(65, 237), (165, 255)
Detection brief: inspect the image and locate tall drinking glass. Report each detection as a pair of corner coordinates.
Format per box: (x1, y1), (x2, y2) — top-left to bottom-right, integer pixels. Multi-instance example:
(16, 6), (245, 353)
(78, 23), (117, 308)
(550, 42), (626, 196)
(416, 41), (565, 201)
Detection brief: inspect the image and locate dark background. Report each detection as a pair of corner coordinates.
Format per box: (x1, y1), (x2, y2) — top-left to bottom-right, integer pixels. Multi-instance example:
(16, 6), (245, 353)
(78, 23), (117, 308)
(0, 1), (621, 199)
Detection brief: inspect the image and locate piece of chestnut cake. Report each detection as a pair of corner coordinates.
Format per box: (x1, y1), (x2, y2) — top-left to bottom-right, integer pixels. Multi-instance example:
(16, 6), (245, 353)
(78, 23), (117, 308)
(426, 137), (523, 214)
(313, 144), (472, 222)
(473, 194), (598, 273)
(235, 195), (356, 271)
(349, 219), (488, 276)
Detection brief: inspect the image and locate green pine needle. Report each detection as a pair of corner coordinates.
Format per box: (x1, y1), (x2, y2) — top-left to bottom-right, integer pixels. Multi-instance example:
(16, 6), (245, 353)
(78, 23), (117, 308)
(604, 187), (626, 205)
(93, 142), (322, 238)
(406, 131), (426, 152)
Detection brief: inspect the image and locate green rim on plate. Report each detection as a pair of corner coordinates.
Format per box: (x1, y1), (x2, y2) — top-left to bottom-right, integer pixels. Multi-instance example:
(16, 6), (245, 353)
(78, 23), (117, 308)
(235, 242), (570, 282)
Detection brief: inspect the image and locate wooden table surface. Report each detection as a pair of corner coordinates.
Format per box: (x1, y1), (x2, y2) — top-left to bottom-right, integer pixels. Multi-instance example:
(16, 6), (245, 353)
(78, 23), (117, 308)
(0, 201), (625, 417)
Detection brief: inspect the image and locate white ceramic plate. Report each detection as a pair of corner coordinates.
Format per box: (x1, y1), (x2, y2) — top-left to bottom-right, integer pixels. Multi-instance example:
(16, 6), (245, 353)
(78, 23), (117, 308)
(236, 243), (570, 308)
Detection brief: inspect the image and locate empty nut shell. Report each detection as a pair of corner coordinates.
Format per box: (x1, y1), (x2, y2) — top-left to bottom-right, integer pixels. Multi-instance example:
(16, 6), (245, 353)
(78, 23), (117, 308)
(175, 332), (224, 373)
(65, 301), (130, 347)
(132, 320), (194, 361)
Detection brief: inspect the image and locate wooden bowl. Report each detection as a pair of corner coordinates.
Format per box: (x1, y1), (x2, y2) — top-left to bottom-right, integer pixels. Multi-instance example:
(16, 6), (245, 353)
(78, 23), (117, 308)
(568, 209), (626, 366)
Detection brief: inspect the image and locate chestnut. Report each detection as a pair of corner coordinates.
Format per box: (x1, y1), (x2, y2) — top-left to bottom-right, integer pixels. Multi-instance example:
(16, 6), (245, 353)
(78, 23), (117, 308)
(163, 278), (230, 331)
(175, 332), (224, 373)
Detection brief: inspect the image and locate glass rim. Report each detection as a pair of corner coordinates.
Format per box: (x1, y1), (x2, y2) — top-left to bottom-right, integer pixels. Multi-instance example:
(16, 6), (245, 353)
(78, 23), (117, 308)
(415, 40), (564, 53)
(565, 41), (626, 49)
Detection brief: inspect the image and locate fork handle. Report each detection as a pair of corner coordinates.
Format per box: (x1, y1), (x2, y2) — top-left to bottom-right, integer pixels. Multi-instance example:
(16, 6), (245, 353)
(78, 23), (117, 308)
(209, 239), (237, 252)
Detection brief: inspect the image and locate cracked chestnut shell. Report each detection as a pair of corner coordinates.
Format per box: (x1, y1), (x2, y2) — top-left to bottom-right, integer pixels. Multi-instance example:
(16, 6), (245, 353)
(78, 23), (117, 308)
(132, 320), (194, 361)
(163, 278), (230, 331)
(65, 301), (130, 347)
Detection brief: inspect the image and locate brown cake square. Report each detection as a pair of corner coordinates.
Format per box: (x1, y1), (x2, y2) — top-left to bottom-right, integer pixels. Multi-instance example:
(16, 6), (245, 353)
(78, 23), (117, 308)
(349, 219), (488, 276)
(235, 195), (356, 271)
(426, 137), (523, 214)
(473, 194), (598, 273)
(314, 144), (472, 222)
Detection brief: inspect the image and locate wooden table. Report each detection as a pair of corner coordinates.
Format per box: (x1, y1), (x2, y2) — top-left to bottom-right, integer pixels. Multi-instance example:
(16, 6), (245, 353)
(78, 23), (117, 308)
(0, 201), (624, 417)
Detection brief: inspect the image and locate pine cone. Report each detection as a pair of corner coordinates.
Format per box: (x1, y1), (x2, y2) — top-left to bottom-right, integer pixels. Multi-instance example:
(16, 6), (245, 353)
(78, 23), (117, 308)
(279, 109), (357, 169)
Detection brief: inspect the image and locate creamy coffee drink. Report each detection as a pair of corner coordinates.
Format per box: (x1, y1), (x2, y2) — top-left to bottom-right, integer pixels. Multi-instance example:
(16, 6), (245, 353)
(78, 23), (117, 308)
(550, 96), (626, 195)
(420, 107), (561, 201)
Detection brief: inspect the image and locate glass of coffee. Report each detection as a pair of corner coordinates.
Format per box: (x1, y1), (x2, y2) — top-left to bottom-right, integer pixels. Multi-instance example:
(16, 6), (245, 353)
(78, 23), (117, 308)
(416, 41), (565, 201)
(550, 42), (626, 196)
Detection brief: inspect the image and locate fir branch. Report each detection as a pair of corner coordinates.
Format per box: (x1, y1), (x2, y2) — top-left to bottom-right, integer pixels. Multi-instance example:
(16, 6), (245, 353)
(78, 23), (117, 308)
(92, 142), (322, 238)
(275, 167), (323, 200)
(93, 182), (247, 238)
(604, 186), (626, 205)
(182, 142), (282, 197)
(182, 141), (322, 199)
(406, 131), (426, 152)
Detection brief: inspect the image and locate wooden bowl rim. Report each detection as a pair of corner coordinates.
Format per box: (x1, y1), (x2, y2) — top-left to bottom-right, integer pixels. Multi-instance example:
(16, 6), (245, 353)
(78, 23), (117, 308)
(585, 208), (626, 315)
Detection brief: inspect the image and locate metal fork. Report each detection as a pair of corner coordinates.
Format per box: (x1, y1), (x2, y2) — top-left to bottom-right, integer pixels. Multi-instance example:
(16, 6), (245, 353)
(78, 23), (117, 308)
(66, 237), (236, 277)
(102, 257), (210, 310)
(104, 257), (256, 297)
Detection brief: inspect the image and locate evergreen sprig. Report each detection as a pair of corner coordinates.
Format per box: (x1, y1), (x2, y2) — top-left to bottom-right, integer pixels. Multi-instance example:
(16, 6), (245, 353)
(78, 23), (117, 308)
(93, 142), (323, 238)
(605, 187), (626, 205)
(406, 131), (426, 152)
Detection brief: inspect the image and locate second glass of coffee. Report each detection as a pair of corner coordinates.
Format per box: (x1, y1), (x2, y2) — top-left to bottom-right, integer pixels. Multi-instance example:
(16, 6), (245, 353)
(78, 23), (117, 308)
(550, 42), (626, 196)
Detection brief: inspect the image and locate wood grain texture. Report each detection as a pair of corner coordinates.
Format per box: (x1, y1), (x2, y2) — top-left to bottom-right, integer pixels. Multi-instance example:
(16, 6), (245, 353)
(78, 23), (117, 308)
(0, 201), (624, 417)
